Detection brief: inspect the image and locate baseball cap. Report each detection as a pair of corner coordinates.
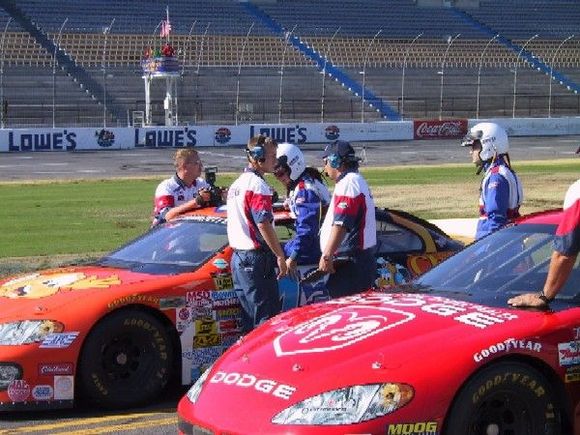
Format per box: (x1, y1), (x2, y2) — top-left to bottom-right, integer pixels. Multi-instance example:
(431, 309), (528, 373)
(321, 140), (357, 160)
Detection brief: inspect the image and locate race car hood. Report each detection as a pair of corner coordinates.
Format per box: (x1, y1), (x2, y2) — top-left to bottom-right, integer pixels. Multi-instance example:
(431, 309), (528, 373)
(0, 265), (197, 321)
(187, 290), (551, 431)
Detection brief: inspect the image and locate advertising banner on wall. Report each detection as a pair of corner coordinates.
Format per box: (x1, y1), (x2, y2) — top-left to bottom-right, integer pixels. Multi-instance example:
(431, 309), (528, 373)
(413, 119), (468, 140)
(1, 118), (580, 152)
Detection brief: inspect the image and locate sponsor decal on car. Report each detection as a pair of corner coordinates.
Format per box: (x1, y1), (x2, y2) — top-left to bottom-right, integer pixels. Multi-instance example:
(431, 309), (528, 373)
(329, 293), (518, 329)
(7, 380), (30, 402)
(38, 362), (74, 376)
(387, 421), (438, 435)
(32, 385), (54, 401)
(565, 366), (580, 383)
(186, 290), (212, 307)
(474, 338), (542, 363)
(274, 305), (415, 356)
(212, 258), (229, 270)
(215, 306), (241, 320)
(159, 296), (186, 309)
(53, 375), (74, 400)
(558, 341), (580, 367)
(194, 333), (221, 348)
(211, 273), (233, 290)
(39, 332), (80, 349)
(0, 272), (121, 299)
(209, 371), (296, 400)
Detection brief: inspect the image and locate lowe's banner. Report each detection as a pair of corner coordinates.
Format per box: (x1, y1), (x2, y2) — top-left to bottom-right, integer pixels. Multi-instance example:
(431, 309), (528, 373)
(0, 122), (413, 152)
(1, 118), (580, 152)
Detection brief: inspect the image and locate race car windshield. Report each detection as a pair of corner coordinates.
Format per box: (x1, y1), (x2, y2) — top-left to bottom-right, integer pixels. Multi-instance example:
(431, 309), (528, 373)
(414, 224), (579, 306)
(98, 220), (228, 274)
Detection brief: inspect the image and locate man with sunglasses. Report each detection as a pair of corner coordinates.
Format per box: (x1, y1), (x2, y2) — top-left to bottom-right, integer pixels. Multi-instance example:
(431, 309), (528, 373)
(461, 122), (524, 240)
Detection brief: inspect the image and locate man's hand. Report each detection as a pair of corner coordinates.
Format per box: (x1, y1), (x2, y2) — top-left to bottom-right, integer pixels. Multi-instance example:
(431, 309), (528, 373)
(196, 188), (212, 207)
(276, 255), (288, 279)
(318, 255), (335, 274)
(507, 293), (548, 308)
(285, 257), (299, 280)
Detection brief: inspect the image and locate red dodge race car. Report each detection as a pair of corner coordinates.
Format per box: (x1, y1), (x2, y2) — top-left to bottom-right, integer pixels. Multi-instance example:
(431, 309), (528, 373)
(177, 209), (580, 435)
(0, 205), (459, 411)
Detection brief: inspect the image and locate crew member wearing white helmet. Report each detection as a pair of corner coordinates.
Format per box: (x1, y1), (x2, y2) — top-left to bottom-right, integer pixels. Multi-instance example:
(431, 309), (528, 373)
(461, 122), (524, 239)
(273, 143), (331, 271)
(319, 140), (377, 298)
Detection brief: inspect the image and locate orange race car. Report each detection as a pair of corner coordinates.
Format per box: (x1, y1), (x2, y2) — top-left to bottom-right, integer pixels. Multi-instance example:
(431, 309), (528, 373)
(0, 205), (461, 411)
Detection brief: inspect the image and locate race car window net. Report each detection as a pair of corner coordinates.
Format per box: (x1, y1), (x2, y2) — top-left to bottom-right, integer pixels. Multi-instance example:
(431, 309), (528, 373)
(415, 224), (578, 303)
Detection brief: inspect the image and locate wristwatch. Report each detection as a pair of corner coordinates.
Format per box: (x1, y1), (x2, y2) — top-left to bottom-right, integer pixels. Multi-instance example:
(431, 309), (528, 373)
(322, 255), (333, 262)
(537, 290), (554, 304)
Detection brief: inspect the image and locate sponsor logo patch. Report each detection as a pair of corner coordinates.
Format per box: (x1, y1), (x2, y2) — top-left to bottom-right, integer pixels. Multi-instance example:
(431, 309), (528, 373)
(38, 362), (74, 376)
(40, 332), (80, 349)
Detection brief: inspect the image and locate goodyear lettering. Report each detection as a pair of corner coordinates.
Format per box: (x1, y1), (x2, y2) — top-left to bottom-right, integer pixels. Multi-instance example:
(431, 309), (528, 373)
(210, 371), (296, 400)
(9, 131), (77, 151)
(472, 372), (545, 403)
(108, 294), (159, 310)
(387, 422), (438, 435)
(249, 125), (307, 144)
(134, 128), (196, 147)
(474, 338), (542, 362)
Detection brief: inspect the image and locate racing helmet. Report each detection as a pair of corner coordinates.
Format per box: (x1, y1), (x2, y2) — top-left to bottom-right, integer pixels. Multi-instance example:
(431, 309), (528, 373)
(461, 122), (509, 161)
(275, 142), (306, 181)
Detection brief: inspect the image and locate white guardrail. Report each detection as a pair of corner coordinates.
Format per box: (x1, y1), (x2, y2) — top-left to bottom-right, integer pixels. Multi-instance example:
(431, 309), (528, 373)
(1, 117), (580, 152)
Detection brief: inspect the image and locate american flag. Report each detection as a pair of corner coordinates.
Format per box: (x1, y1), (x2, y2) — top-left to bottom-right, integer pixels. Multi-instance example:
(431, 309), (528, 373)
(160, 19), (171, 38)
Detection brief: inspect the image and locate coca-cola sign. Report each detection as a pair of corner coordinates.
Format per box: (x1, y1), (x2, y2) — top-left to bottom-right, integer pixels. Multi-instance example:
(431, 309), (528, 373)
(414, 119), (468, 140)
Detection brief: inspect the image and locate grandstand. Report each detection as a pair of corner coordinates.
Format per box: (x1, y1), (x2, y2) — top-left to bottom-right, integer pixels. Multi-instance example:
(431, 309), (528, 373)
(0, 0), (579, 127)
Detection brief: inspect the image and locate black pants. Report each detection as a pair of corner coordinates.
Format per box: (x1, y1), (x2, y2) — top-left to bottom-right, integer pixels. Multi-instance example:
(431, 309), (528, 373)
(327, 247), (376, 298)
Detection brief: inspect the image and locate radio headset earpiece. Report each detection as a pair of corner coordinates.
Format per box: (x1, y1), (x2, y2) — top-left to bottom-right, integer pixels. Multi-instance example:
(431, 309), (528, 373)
(246, 135), (267, 163)
(327, 153), (342, 169)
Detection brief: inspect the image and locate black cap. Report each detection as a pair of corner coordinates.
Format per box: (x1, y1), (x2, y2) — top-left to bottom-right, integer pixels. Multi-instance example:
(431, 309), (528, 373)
(321, 140), (356, 159)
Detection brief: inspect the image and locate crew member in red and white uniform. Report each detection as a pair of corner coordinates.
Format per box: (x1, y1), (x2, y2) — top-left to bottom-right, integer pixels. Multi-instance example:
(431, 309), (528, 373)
(227, 136), (288, 332)
(152, 148), (211, 226)
(319, 140), (376, 298)
(509, 178), (579, 307)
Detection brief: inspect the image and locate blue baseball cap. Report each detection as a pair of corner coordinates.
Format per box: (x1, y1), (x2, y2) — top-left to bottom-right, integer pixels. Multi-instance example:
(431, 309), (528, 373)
(321, 140), (356, 160)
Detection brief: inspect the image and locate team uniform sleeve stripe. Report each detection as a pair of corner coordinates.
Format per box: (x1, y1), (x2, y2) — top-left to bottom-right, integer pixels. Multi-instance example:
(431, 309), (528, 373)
(554, 200), (580, 255)
(154, 195), (175, 214)
(332, 194), (364, 230)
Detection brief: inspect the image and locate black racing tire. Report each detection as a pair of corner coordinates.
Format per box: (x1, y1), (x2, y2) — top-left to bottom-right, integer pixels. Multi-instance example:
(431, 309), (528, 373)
(78, 310), (174, 409)
(444, 362), (562, 435)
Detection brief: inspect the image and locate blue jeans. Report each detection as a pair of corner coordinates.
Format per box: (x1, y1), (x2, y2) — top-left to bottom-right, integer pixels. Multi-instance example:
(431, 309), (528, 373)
(231, 248), (280, 333)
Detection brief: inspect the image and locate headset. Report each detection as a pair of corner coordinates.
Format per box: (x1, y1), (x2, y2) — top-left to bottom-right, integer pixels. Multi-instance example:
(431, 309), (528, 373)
(326, 153), (342, 169)
(246, 135), (266, 162)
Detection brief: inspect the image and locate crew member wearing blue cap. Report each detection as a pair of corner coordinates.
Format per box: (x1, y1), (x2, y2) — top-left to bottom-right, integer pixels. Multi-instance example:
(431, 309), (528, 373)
(318, 140), (377, 297)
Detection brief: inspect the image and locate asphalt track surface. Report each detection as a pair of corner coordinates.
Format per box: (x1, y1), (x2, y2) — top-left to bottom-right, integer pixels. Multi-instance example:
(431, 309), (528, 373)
(0, 136), (578, 182)
(0, 136), (578, 435)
